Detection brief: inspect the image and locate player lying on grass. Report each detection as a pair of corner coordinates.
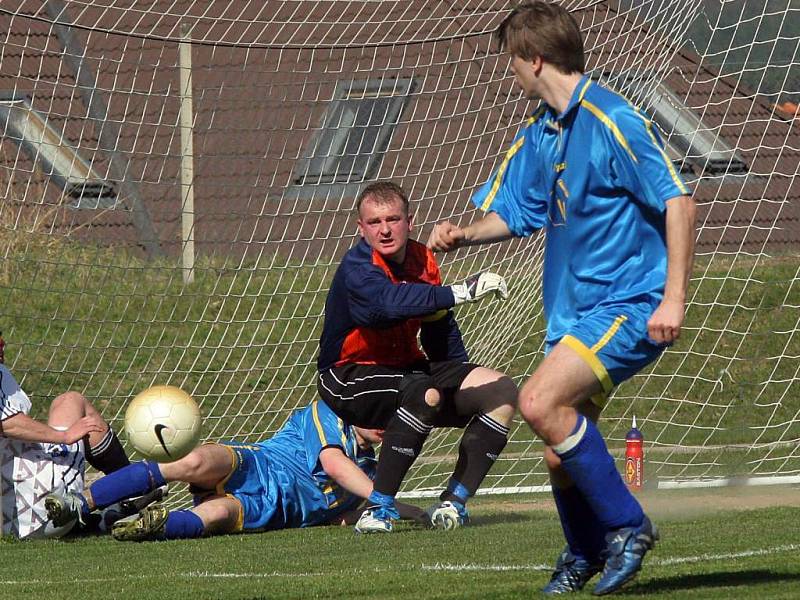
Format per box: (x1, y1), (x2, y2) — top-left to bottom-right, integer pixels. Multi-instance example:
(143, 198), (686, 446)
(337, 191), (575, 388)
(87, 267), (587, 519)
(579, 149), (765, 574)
(0, 361), (130, 539)
(46, 399), (429, 541)
(316, 181), (518, 534)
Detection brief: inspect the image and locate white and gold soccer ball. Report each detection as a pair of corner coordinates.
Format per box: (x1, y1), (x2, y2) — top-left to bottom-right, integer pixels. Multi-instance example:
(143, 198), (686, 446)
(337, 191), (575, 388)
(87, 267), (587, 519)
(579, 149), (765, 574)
(124, 385), (202, 462)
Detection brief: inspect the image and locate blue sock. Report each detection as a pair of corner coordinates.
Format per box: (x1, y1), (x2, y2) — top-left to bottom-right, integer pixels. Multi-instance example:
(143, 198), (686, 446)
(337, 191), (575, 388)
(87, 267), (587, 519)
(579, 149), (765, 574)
(368, 490), (399, 518)
(163, 510), (205, 540)
(90, 461), (166, 509)
(554, 416), (644, 531)
(552, 485), (607, 562)
(368, 490), (395, 507)
(442, 479), (471, 506)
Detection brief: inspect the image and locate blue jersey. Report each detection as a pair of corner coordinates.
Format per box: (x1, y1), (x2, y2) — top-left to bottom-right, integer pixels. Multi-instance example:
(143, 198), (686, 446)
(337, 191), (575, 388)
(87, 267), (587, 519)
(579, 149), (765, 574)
(473, 76), (690, 343)
(221, 400), (376, 530)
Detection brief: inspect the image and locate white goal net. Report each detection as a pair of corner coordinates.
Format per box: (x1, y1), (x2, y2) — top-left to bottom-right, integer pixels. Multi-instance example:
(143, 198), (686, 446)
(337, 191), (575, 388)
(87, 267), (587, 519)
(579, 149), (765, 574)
(0, 0), (798, 501)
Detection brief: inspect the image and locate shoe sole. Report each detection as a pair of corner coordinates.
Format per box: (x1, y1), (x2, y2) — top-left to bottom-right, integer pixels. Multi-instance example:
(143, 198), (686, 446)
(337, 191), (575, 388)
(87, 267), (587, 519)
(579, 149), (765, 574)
(45, 497), (76, 528)
(111, 508), (168, 541)
(354, 526), (392, 534)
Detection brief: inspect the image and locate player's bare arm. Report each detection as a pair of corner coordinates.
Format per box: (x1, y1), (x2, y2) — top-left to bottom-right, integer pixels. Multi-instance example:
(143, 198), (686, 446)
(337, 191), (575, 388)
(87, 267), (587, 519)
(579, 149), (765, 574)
(320, 446), (376, 499)
(1, 411), (105, 444)
(648, 195), (697, 344)
(428, 211), (514, 252)
(321, 446), (431, 527)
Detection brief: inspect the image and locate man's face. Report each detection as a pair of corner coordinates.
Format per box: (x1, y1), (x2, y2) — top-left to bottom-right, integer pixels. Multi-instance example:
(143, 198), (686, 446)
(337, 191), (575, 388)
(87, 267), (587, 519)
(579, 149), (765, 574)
(510, 54), (540, 99)
(357, 196), (413, 264)
(353, 427), (384, 449)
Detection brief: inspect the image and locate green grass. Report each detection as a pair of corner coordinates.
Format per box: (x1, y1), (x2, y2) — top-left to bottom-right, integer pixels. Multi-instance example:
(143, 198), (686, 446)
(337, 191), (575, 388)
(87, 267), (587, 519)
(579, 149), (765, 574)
(1, 233), (800, 492)
(1, 492), (799, 599)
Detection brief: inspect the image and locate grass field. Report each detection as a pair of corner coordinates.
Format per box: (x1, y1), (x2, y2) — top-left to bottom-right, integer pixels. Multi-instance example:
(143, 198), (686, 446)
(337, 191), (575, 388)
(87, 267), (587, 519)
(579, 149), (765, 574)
(2, 488), (799, 599)
(3, 235), (800, 495)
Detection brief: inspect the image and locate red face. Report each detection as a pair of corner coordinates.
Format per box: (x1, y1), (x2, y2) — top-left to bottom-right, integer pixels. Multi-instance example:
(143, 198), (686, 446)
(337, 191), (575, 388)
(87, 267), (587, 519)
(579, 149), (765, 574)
(354, 427), (385, 449)
(357, 196), (413, 264)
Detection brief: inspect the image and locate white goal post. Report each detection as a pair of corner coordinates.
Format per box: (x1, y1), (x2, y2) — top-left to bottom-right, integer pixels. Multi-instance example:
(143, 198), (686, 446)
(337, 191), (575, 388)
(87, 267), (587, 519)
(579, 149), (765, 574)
(0, 1), (798, 504)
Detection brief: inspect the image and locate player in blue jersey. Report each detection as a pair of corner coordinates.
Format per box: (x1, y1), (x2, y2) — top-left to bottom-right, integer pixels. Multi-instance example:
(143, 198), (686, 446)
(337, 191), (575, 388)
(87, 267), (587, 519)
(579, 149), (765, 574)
(317, 181), (518, 534)
(429, 2), (696, 595)
(46, 400), (427, 541)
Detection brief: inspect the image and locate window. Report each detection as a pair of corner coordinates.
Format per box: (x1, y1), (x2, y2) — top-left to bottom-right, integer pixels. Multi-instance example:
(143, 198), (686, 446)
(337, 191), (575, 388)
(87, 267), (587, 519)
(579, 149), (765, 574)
(293, 78), (416, 186)
(0, 94), (117, 208)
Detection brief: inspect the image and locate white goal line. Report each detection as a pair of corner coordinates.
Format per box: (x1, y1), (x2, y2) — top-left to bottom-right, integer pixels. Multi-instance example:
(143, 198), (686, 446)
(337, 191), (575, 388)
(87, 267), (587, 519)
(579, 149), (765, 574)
(398, 474), (800, 498)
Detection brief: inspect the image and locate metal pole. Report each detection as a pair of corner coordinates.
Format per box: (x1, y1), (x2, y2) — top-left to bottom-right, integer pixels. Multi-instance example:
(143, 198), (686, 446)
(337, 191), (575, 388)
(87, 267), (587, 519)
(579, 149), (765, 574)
(179, 23), (195, 284)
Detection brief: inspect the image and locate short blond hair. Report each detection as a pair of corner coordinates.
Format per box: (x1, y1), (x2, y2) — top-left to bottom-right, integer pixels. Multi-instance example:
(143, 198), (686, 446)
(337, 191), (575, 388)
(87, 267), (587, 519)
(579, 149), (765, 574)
(356, 181), (409, 216)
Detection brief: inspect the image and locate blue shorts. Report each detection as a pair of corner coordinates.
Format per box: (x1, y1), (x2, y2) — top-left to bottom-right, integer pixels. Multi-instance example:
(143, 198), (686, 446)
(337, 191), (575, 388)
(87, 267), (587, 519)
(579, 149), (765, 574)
(198, 443), (279, 531)
(550, 303), (664, 408)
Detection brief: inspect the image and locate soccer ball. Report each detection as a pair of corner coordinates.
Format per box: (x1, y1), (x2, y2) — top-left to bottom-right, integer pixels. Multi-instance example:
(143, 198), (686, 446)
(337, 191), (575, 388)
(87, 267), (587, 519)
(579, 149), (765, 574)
(124, 385), (202, 462)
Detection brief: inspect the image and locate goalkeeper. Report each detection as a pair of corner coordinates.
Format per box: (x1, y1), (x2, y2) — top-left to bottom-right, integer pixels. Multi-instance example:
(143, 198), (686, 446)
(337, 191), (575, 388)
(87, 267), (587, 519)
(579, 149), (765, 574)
(428, 2), (696, 595)
(46, 400), (429, 541)
(317, 181), (518, 535)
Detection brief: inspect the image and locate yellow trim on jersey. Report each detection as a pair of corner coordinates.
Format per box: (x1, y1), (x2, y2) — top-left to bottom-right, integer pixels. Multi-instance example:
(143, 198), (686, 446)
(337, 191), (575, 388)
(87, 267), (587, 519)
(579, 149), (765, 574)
(526, 104), (548, 126)
(591, 315), (628, 353)
(636, 112), (691, 195)
(421, 309), (449, 322)
(481, 136), (526, 212)
(580, 100), (637, 163)
(561, 335), (614, 394)
(557, 179), (570, 198)
(311, 400), (329, 446)
(576, 77), (593, 103)
(481, 106), (548, 212)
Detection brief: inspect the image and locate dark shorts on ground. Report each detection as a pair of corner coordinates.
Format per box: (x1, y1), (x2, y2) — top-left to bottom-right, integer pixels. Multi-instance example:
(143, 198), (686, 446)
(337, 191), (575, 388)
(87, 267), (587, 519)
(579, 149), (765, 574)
(317, 361), (480, 429)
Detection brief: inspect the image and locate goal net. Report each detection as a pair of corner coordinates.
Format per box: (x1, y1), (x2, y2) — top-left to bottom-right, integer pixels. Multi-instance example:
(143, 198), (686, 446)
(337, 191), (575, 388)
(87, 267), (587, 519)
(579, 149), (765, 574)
(0, 0), (798, 501)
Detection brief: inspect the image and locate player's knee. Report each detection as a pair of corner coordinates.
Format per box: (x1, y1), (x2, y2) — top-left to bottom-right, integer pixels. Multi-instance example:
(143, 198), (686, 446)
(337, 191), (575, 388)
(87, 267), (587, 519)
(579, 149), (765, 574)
(198, 502), (230, 526)
(518, 386), (551, 435)
(424, 387), (441, 408)
(50, 391), (87, 413)
(398, 374), (441, 424)
(488, 399), (516, 427)
(490, 376), (518, 424)
(173, 449), (205, 480)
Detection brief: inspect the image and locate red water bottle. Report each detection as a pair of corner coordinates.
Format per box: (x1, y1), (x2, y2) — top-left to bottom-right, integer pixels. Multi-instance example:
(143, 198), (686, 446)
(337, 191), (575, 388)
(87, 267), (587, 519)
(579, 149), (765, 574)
(624, 416), (643, 490)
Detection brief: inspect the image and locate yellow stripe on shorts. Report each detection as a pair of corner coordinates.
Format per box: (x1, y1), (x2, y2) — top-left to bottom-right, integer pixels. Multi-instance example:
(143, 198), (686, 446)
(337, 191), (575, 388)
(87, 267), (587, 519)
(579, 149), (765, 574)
(591, 315), (628, 353)
(562, 335), (614, 395)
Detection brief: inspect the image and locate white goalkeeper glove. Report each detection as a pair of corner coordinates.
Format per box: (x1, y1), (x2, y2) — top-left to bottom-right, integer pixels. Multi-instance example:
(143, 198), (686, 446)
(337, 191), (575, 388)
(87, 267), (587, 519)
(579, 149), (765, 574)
(450, 272), (509, 305)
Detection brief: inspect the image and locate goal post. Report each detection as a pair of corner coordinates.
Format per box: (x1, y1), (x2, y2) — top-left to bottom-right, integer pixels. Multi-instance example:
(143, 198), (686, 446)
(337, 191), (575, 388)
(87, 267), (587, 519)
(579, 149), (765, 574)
(0, 1), (798, 504)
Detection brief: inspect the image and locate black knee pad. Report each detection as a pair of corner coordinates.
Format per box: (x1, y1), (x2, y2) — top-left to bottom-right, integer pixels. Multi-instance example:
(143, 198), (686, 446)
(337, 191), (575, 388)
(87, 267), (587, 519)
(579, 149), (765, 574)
(398, 373), (442, 425)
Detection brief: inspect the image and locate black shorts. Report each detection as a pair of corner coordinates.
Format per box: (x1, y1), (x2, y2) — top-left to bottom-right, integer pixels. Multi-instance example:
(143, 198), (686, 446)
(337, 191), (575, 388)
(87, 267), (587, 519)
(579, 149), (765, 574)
(317, 361), (480, 429)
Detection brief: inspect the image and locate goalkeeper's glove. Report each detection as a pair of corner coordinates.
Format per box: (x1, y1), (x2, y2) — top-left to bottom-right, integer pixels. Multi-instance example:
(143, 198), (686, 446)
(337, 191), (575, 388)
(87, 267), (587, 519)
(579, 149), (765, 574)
(450, 272), (509, 305)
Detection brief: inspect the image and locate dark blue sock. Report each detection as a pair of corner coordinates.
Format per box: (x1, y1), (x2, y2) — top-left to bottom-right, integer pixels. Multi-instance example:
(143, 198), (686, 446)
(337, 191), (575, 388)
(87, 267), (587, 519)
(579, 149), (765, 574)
(163, 510), (205, 540)
(367, 490), (399, 518)
(441, 479), (471, 505)
(554, 417), (643, 531)
(552, 485), (607, 562)
(90, 461), (166, 509)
